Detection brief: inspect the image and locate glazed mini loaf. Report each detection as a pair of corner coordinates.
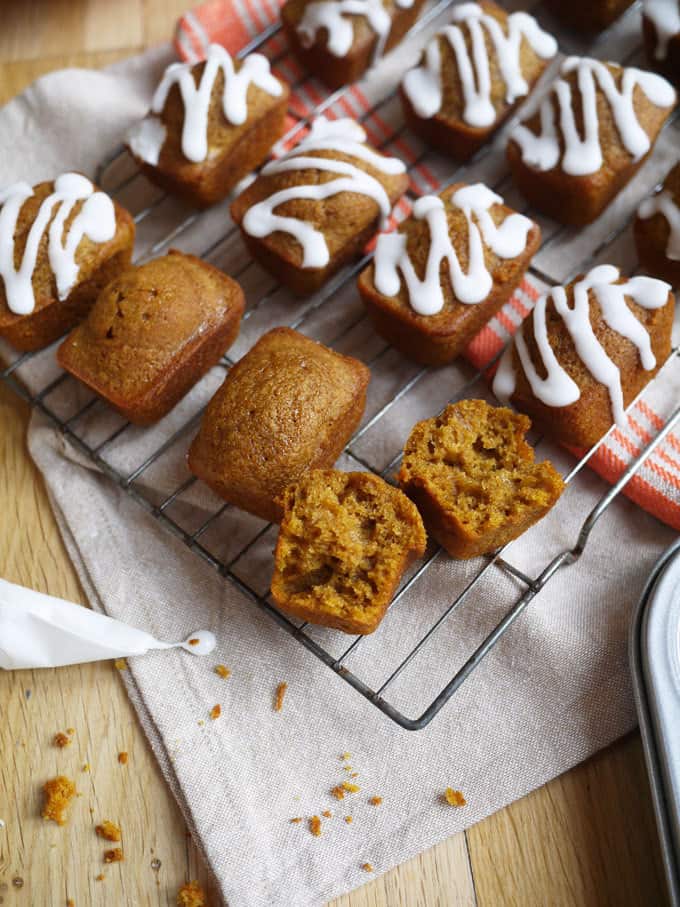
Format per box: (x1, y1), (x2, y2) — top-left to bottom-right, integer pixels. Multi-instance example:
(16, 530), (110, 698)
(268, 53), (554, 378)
(282, 0), (426, 90)
(0, 173), (134, 352)
(126, 44), (289, 208)
(398, 400), (564, 559)
(492, 265), (675, 449)
(635, 162), (680, 286)
(271, 470), (426, 634)
(357, 182), (540, 366)
(643, 0), (680, 85)
(187, 328), (370, 522)
(507, 57), (676, 225)
(544, 0), (634, 32)
(400, 1), (558, 161)
(231, 116), (408, 295)
(57, 250), (244, 425)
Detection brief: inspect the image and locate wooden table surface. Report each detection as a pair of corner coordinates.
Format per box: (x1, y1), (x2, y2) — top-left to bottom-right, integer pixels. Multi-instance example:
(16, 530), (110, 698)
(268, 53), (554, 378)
(0, 2), (672, 905)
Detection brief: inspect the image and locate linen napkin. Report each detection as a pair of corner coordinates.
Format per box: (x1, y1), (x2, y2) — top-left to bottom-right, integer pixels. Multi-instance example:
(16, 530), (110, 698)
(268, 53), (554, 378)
(2, 3), (680, 906)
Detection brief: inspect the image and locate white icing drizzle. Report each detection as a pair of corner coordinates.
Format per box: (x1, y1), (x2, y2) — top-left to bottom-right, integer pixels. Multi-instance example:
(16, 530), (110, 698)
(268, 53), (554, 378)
(644, 0), (680, 60)
(511, 56), (676, 176)
(639, 188), (680, 260)
(241, 116), (406, 269)
(492, 264), (671, 427)
(0, 173), (116, 317)
(373, 183), (534, 315)
(128, 44), (282, 165)
(297, 0), (414, 62)
(401, 3), (557, 126)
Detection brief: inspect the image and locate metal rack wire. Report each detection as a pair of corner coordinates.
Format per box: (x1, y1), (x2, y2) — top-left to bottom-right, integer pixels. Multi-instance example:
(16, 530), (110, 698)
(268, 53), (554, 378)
(3, 0), (679, 729)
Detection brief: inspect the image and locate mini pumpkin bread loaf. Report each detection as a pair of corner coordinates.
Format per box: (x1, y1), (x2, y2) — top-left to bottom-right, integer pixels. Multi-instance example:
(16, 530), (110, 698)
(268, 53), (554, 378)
(188, 328), (370, 522)
(398, 400), (564, 559)
(230, 116), (408, 296)
(507, 57), (676, 225)
(282, 0), (426, 90)
(271, 470), (426, 634)
(643, 1), (680, 87)
(400, 2), (557, 161)
(635, 161), (680, 287)
(0, 173), (134, 352)
(544, 0), (634, 32)
(126, 44), (289, 208)
(57, 250), (244, 425)
(492, 265), (674, 449)
(357, 182), (540, 366)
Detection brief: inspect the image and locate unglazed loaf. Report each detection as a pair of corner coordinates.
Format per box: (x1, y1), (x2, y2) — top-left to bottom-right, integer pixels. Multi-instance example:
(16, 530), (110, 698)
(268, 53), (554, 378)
(187, 328), (370, 522)
(57, 250), (244, 425)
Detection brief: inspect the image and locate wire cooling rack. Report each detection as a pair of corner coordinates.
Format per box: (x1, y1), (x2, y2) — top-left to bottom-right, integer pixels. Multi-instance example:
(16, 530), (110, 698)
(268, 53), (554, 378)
(2, 0), (680, 729)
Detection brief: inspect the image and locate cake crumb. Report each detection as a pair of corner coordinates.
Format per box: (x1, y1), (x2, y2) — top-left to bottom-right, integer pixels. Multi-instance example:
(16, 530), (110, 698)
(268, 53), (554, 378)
(350, 772), (359, 779)
(82, 763), (90, 773)
(289, 817), (302, 824)
(177, 880), (207, 907)
(188, 638), (200, 646)
(67, 900), (75, 907)
(309, 815), (322, 837)
(95, 874), (105, 882)
(197, 720), (204, 727)
(343, 765), (353, 773)
(361, 863), (374, 872)
(114, 659), (127, 671)
(53, 732), (71, 748)
(443, 788), (466, 807)
(321, 810), (332, 818)
(368, 796), (382, 806)
(66, 727), (75, 735)
(42, 776), (76, 825)
(274, 682), (287, 712)
(95, 820), (121, 842)
(344, 816), (353, 824)
(330, 785), (345, 800)
(209, 704), (221, 721)
(214, 664), (231, 679)
(118, 751), (128, 765)
(342, 781), (360, 793)
(341, 752), (351, 760)
(103, 847), (124, 863)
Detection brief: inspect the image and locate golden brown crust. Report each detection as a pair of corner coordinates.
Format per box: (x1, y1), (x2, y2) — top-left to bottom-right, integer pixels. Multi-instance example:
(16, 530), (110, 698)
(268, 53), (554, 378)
(271, 469), (426, 634)
(357, 183), (540, 366)
(400, 1), (553, 160)
(187, 328), (370, 522)
(544, 0), (634, 32)
(128, 60), (290, 209)
(0, 181), (135, 351)
(57, 250), (244, 425)
(506, 62), (674, 226)
(502, 277), (675, 449)
(281, 0), (426, 89)
(634, 162), (680, 287)
(398, 399), (564, 559)
(643, 14), (680, 85)
(231, 143), (409, 296)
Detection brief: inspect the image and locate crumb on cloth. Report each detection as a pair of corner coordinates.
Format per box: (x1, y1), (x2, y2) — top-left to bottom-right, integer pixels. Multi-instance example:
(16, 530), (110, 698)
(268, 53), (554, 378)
(321, 810), (332, 818)
(289, 817), (302, 824)
(309, 815), (322, 837)
(177, 880), (207, 907)
(443, 788), (466, 807)
(95, 820), (121, 842)
(368, 796), (382, 806)
(42, 776), (76, 825)
(344, 816), (353, 824)
(342, 781), (360, 793)
(361, 863), (374, 873)
(274, 682), (287, 712)
(209, 704), (221, 721)
(214, 664), (231, 679)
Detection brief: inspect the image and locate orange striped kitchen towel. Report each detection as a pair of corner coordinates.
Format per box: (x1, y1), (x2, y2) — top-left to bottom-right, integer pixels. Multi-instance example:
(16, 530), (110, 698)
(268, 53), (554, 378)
(173, 0), (680, 531)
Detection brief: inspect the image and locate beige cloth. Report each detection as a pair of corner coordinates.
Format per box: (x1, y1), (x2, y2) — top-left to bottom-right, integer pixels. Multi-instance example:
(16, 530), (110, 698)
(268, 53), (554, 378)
(2, 9), (680, 905)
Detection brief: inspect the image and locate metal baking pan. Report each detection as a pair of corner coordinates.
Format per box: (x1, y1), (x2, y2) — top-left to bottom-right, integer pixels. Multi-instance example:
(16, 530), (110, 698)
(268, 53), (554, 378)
(630, 538), (680, 907)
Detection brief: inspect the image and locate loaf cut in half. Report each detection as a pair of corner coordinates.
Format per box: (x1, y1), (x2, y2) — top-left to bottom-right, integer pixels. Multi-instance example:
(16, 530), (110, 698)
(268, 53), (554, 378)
(271, 470), (426, 634)
(188, 328), (370, 522)
(0, 173), (134, 351)
(58, 250), (244, 425)
(398, 399), (564, 559)
(126, 44), (289, 208)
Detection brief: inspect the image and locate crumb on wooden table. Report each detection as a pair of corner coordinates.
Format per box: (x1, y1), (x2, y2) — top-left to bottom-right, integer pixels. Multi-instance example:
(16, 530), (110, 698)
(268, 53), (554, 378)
(209, 704), (221, 721)
(342, 781), (360, 793)
(177, 880), (207, 907)
(53, 732), (71, 748)
(114, 659), (127, 671)
(361, 863), (374, 872)
(118, 751), (128, 765)
(95, 874), (105, 882)
(42, 776), (76, 825)
(103, 847), (124, 863)
(368, 796), (382, 806)
(81, 763), (90, 773)
(443, 788), (466, 807)
(67, 900), (75, 907)
(274, 682), (287, 712)
(214, 664), (231, 679)
(289, 817), (303, 824)
(95, 820), (121, 842)
(309, 815), (322, 837)
(344, 816), (353, 824)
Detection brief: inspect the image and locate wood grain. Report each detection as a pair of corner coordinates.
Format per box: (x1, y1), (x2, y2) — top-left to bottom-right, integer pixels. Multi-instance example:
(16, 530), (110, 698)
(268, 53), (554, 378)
(0, 2), (672, 906)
